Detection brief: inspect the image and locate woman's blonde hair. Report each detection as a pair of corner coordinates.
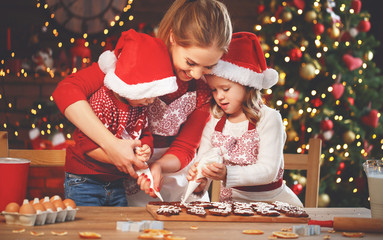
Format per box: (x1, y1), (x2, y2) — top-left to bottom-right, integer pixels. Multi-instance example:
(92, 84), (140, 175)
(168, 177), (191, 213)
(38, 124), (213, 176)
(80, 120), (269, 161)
(157, 0), (232, 52)
(211, 87), (263, 126)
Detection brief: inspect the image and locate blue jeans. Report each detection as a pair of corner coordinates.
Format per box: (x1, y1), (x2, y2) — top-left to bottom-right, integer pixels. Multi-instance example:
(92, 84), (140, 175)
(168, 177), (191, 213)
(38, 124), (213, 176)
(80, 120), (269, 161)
(64, 172), (127, 206)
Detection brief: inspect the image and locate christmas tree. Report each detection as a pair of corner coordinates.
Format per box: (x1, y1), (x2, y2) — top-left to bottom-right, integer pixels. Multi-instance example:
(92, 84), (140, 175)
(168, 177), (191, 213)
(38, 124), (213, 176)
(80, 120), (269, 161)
(254, 0), (383, 207)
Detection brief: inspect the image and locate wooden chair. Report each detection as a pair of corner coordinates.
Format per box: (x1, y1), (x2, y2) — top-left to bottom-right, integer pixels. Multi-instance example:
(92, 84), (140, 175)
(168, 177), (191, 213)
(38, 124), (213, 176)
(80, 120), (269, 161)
(0, 131), (66, 167)
(210, 138), (322, 207)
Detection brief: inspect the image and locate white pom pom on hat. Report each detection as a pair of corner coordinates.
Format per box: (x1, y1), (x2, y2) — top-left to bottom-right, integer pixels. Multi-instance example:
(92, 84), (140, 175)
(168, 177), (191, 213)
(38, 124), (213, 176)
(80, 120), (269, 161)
(211, 32), (278, 90)
(262, 68), (279, 89)
(98, 29), (177, 100)
(98, 50), (117, 75)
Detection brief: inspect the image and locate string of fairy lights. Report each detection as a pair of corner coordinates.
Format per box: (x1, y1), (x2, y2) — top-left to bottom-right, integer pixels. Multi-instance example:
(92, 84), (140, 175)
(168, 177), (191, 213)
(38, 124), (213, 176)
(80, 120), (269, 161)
(252, 0), (382, 201)
(0, 0), (136, 142)
(36, 0), (136, 76)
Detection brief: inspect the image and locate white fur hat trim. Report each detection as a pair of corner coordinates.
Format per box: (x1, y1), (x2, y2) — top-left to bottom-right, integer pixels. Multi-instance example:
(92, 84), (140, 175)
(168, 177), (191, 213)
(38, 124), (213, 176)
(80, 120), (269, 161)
(104, 71), (177, 100)
(98, 50), (177, 99)
(212, 60), (279, 89)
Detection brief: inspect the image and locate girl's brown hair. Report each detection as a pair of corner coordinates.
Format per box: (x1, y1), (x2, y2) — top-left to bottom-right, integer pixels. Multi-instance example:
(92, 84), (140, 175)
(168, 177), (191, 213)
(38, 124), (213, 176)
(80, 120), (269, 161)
(211, 87), (263, 126)
(157, 0), (232, 52)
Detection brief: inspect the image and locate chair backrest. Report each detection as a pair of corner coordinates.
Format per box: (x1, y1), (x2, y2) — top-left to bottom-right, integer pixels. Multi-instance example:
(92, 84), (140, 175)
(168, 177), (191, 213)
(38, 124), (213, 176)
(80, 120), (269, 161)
(0, 131), (66, 167)
(210, 138), (322, 207)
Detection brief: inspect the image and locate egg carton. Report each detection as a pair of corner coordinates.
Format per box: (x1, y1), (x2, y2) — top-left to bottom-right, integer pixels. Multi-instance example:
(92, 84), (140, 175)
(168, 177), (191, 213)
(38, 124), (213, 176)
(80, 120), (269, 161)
(1, 208), (78, 226)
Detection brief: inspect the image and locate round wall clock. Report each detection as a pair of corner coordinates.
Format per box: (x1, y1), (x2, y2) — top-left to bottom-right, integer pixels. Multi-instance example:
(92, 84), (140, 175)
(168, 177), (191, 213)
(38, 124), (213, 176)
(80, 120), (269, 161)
(46, 0), (128, 35)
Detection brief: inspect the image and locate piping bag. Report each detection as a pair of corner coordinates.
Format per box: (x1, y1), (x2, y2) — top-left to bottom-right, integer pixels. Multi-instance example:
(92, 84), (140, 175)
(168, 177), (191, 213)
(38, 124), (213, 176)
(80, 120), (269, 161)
(136, 163), (164, 202)
(308, 217), (383, 233)
(181, 147), (224, 204)
(132, 144), (163, 202)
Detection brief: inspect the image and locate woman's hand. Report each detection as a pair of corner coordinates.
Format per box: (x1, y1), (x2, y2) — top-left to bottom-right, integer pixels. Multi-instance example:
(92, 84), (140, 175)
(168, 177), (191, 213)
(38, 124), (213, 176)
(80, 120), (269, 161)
(137, 162), (163, 198)
(104, 138), (146, 178)
(202, 162), (227, 181)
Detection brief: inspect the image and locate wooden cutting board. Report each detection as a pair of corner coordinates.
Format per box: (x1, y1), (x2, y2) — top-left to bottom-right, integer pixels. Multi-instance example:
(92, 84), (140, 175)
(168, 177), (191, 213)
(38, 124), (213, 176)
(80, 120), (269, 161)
(146, 204), (310, 223)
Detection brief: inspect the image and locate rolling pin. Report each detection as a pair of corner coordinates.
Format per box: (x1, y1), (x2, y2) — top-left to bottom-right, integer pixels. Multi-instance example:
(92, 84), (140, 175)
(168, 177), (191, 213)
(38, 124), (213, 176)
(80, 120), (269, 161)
(308, 217), (383, 233)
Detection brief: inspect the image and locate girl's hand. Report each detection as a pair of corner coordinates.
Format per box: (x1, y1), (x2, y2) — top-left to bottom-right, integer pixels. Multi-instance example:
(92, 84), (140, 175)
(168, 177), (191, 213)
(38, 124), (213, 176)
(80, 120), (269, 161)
(137, 162), (163, 198)
(186, 162), (206, 193)
(193, 177), (208, 193)
(202, 162), (227, 181)
(186, 162), (199, 181)
(135, 144), (151, 162)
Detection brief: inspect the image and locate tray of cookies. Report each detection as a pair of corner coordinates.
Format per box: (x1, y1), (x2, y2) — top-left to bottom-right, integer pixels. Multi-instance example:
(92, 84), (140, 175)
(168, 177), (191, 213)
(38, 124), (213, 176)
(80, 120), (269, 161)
(146, 201), (310, 223)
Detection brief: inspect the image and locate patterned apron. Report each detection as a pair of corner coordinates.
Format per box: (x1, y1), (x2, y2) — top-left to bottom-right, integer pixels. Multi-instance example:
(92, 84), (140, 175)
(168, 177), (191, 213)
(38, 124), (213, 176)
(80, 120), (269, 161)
(211, 115), (283, 202)
(148, 91), (196, 137)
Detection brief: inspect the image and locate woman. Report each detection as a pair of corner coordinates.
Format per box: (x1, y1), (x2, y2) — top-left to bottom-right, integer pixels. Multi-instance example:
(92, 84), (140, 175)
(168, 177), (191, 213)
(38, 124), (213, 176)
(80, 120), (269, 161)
(52, 0), (232, 206)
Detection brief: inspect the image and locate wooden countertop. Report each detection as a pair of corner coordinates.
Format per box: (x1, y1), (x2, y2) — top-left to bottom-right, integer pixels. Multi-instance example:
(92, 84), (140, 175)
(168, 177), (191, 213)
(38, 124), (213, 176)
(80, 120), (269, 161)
(1, 207), (382, 239)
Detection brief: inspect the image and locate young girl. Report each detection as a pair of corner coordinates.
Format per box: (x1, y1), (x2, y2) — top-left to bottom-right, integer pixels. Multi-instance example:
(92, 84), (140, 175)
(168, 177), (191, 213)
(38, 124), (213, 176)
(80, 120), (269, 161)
(64, 30), (177, 206)
(52, 0), (232, 206)
(187, 32), (303, 207)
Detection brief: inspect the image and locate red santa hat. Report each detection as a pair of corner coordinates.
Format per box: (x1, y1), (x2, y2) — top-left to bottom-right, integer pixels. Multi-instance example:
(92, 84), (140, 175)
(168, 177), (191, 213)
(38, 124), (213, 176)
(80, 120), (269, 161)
(98, 29), (177, 99)
(211, 32), (278, 89)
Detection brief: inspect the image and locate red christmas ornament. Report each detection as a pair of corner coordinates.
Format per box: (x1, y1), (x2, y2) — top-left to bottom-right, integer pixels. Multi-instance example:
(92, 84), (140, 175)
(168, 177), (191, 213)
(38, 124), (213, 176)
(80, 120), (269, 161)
(357, 19), (371, 32)
(332, 83), (345, 100)
(320, 118), (333, 131)
(313, 23), (325, 35)
(351, 0), (362, 14)
(288, 48), (303, 61)
(291, 0), (305, 10)
(339, 162), (345, 170)
(292, 183), (303, 195)
(345, 97), (355, 110)
(361, 109), (379, 128)
(257, 4), (265, 14)
(347, 97), (355, 106)
(138, 22), (147, 32)
(311, 98), (323, 107)
(340, 32), (352, 42)
(343, 54), (363, 71)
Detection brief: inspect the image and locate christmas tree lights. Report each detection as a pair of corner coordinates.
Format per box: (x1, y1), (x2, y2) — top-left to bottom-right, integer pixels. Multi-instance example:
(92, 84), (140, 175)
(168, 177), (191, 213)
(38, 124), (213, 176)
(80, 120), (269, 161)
(255, 0), (383, 207)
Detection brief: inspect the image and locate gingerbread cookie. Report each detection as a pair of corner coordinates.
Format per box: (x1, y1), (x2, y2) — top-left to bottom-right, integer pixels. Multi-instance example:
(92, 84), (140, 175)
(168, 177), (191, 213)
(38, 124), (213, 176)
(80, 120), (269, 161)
(233, 208), (255, 216)
(157, 205), (181, 216)
(186, 206), (206, 217)
(208, 208), (231, 216)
